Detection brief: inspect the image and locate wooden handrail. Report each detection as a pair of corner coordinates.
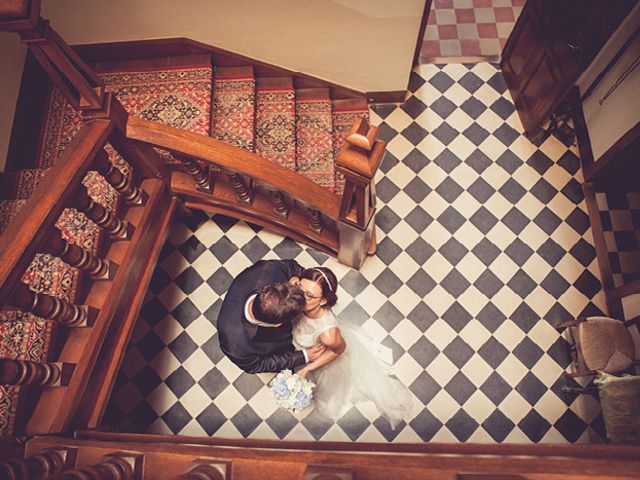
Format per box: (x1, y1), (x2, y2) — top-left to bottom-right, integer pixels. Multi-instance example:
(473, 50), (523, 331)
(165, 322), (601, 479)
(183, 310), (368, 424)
(25, 180), (175, 434)
(0, 120), (112, 306)
(125, 116), (341, 219)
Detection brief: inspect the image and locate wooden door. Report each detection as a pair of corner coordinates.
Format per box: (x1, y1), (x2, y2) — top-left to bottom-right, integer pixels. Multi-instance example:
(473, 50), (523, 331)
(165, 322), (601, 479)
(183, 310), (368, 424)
(501, 0), (636, 137)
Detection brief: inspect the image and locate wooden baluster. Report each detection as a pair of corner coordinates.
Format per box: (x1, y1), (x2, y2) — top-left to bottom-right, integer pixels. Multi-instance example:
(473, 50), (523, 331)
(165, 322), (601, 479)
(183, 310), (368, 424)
(94, 149), (146, 206)
(175, 153), (213, 193)
(176, 464), (225, 480)
(72, 184), (133, 240)
(305, 465), (354, 480)
(43, 228), (118, 280)
(227, 172), (254, 204)
(8, 283), (98, 327)
(272, 190), (290, 218)
(0, 448), (70, 479)
(309, 209), (323, 234)
(59, 453), (141, 480)
(0, 358), (74, 387)
(0, 447), (75, 479)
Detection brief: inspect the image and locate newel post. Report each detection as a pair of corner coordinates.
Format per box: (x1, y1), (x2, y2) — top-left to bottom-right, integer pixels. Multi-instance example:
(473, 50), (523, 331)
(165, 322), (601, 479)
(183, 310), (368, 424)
(334, 118), (386, 269)
(0, 0), (105, 111)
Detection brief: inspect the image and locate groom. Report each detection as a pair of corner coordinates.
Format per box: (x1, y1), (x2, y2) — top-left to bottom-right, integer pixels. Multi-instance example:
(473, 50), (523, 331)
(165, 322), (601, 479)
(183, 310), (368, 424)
(217, 259), (325, 373)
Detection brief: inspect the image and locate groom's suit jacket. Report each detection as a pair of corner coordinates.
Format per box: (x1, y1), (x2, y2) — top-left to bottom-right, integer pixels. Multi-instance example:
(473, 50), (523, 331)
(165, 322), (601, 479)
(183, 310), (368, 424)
(217, 259), (306, 373)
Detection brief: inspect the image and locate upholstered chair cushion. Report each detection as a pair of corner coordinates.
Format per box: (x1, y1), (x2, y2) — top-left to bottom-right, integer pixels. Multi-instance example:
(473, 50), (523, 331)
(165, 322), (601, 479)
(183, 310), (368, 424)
(595, 372), (640, 444)
(575, 317), (634, 373)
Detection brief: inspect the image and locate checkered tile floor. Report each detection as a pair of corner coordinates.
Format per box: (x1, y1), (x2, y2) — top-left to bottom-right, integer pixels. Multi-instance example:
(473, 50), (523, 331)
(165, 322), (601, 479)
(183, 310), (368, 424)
(420, 0), (524, 60)
(596, 191), (640, 288)
(103, 63), (610, 444)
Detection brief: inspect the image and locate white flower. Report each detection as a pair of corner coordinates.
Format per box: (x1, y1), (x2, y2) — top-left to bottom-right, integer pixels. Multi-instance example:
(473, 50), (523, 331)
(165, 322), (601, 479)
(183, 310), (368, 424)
(269, 370), (315, 413)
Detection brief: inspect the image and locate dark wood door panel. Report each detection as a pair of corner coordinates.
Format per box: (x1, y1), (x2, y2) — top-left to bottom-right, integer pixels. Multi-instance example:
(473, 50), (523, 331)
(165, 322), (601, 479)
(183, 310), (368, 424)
(520, 58), (559, 125)
(501, 0), (637, 137)
(504, 15), (543, 81)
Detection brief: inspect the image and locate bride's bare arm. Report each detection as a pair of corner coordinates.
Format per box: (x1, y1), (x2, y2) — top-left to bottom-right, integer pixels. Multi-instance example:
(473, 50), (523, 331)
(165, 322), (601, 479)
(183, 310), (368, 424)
(297, 327), (345, 378)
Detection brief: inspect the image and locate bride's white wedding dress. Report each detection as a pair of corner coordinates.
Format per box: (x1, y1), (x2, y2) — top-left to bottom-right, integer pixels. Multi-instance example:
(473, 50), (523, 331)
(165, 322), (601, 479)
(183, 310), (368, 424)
(292, 309), (413, 429)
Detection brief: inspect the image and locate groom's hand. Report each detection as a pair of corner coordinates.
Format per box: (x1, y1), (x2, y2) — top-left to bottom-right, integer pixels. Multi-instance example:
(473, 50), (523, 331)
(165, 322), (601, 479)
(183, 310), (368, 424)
(305, 344), (326, 361)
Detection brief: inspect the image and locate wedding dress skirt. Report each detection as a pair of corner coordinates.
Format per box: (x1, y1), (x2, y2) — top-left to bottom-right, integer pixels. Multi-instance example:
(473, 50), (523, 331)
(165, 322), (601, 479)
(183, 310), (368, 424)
(293, 309), (413, 429)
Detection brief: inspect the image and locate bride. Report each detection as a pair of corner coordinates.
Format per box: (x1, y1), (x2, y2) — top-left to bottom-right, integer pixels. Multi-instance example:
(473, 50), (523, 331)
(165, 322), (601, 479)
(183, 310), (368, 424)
(292, 267), (413, 429)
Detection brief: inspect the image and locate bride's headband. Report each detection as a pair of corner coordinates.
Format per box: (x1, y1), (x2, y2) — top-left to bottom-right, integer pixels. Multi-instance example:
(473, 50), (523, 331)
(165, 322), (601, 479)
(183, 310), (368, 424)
(314, 267), (334, 292)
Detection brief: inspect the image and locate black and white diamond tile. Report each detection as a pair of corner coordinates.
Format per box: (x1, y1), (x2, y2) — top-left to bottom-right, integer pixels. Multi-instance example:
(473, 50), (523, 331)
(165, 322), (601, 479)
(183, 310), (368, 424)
(104, 63), (608, 444)
(596, 191), (640, 288)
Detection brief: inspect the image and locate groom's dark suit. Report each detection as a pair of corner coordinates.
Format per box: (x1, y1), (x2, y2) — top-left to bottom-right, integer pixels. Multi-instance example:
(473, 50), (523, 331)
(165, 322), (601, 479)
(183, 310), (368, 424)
(217, 259), (306, 373)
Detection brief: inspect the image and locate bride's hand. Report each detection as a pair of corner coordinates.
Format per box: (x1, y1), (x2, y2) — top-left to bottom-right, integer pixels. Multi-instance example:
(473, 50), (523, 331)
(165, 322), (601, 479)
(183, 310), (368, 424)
(305, 344), (326, 361)
(297, 368), (309, 379)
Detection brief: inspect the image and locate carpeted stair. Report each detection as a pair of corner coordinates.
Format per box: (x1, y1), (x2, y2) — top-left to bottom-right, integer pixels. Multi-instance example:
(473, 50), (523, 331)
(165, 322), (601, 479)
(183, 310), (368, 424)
(0, 54), (370, 435)
(36, 55), (369, 194)
(295, 88), (335, 191)
(255, 77), (296, 169)
(211, 66), (255, 151)
(0, 163), (123, 435)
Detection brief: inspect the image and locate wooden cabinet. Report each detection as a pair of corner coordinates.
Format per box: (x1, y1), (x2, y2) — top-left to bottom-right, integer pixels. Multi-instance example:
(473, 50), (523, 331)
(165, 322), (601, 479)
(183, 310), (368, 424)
(501, 0), (636, 137)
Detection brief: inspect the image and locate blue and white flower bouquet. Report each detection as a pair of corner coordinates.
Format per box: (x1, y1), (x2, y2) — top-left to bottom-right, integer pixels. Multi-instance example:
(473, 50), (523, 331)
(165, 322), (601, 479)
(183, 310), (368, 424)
(269, 369), (315, 413)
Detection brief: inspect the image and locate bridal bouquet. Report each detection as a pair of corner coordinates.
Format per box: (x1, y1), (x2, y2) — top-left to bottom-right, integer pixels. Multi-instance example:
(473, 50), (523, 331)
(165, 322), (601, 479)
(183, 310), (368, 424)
(269, 370), (314, 413)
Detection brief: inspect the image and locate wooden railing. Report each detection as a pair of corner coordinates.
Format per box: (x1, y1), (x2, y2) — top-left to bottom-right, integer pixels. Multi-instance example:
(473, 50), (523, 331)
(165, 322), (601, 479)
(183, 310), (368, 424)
(1, 2), (180, 436)
(1, 433), (640, 479)
(0, 109), (176, 433)
(125, 115), (384, 268)
(0, 0), (383, 440)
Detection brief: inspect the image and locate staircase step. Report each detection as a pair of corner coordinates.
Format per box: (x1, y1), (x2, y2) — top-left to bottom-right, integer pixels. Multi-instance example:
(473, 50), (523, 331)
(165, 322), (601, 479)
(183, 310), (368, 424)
(100, 58), (213, 136)
(255, 77), (296, 169)
(0, 168), (50, 200)
(332, 98), (369, 194)
(0, 311), (52, 361)
(0, 199), (27, 233)
(0, 310), (53, 435)
(295, 88), (334, 191)
(211, 66), (255, 151)
(38, 87), (84, 168)
(38, 58), (213, 169)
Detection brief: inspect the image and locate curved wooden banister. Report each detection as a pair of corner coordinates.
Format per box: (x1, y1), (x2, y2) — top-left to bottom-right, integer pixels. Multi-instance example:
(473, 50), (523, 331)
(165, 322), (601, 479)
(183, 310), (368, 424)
(0, 120), (112, 305)
(125, 116), (342, 219)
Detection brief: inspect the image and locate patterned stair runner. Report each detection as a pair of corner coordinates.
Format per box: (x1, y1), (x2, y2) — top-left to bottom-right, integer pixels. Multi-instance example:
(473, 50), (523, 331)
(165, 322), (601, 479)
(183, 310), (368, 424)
(0, 168), (50, 200)
(331, 98), (370, 194)
(255, 77), (296, 169)
(211, 66), (255, 151)
(295, 88), (335, 191)
(0, 198), (26, 230)
(39, 56), (212, 168)
(98, 57), (213, 136)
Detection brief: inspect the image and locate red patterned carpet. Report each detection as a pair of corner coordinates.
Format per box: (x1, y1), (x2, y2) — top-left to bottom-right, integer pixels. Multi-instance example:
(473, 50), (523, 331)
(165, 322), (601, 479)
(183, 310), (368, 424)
(211, 67), (255, 151)
(295, 89), (335, 191)
(255, 77), (296, 169)
(100, 65), (212, 136)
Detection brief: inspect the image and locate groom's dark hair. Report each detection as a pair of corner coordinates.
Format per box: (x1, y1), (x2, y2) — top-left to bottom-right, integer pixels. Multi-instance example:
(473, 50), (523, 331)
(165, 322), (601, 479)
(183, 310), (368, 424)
(253, 282), (305, 325)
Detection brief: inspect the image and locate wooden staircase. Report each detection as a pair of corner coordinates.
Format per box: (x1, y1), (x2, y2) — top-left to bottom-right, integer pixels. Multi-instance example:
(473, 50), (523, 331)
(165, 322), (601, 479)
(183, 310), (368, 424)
(0, 0), (383, 441)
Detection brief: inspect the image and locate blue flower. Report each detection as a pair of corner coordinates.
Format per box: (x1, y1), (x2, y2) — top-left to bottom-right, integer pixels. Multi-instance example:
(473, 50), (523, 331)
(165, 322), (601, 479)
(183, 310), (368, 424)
(293, 389), (311, 410)
(272, 379), (290, 400)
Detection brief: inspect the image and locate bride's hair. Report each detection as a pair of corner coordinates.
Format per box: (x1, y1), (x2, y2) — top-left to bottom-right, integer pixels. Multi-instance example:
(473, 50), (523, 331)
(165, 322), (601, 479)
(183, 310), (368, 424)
(300, 267), (338, 308)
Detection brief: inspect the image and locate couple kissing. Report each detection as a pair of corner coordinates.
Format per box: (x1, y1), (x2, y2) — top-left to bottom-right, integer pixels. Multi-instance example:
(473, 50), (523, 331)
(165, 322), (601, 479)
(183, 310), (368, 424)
(217, 259), (412, 428)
